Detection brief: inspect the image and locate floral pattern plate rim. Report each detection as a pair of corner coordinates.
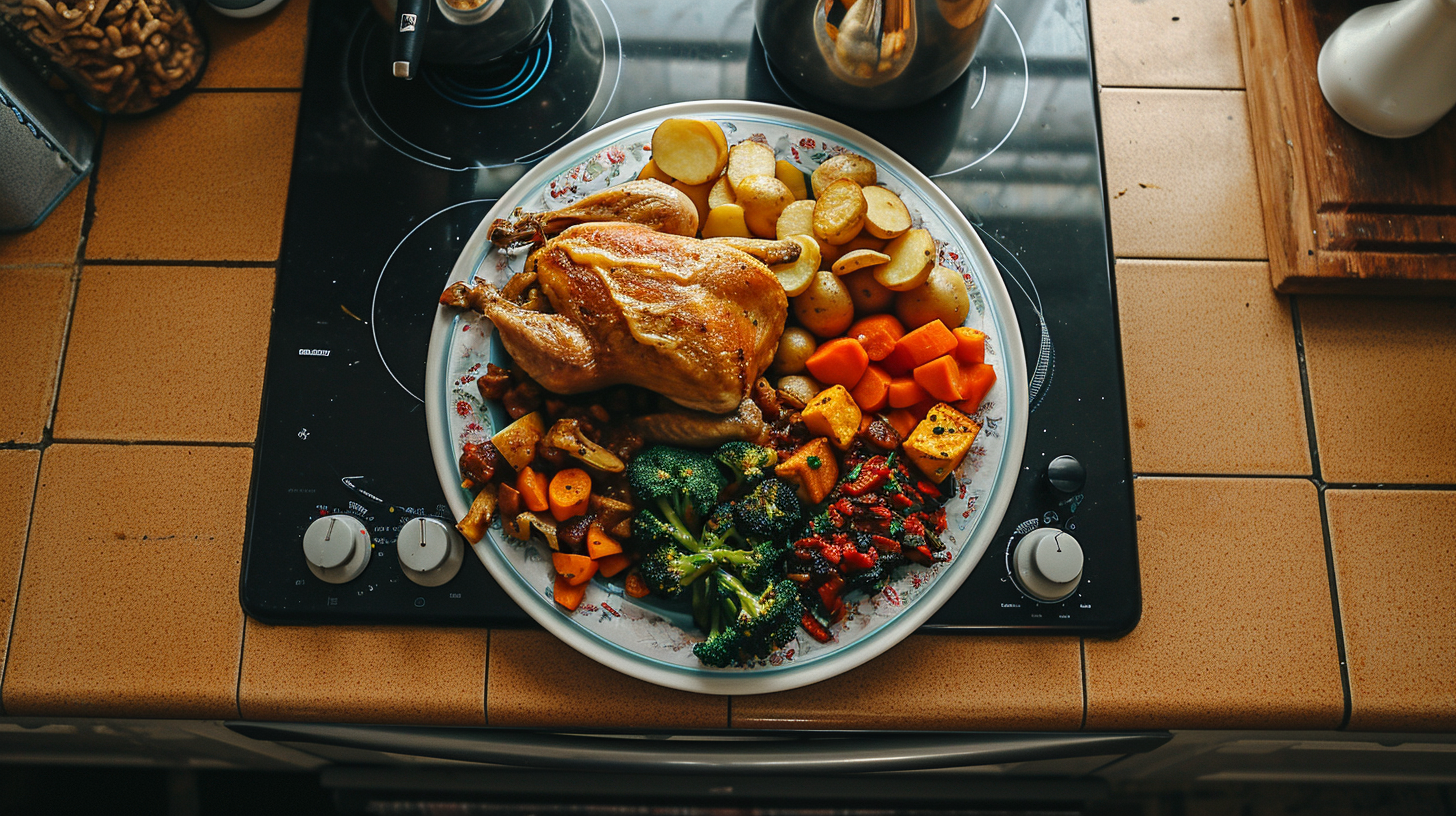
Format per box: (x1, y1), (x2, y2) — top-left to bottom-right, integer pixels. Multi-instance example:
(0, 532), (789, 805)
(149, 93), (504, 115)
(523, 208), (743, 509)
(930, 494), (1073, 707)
(424, 100), (1028, 695)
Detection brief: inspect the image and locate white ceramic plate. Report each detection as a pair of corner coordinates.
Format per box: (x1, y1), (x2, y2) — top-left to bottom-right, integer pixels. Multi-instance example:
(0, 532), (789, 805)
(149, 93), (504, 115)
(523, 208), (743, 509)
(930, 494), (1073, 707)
(425, 100), (1028, 695)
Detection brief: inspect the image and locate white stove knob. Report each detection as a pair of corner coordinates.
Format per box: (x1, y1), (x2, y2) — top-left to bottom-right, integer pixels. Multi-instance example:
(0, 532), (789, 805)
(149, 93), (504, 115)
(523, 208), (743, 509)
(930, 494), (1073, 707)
(1012, 527), (1084, 602)
(303, 515), (371, 584)
(396, 517), (464, 587)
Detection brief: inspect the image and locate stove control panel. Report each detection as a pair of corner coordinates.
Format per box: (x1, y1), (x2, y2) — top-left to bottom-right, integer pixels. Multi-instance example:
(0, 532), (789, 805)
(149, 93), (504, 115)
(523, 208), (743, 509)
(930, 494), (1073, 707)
(396, 517), (466, 587)
(302, 515), (372, 584)
(1011, 527), (1084, 602)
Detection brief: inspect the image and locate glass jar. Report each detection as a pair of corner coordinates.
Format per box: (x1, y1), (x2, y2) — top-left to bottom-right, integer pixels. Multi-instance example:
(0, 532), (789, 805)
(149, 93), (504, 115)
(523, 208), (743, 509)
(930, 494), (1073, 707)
(0, 0), (208, 116)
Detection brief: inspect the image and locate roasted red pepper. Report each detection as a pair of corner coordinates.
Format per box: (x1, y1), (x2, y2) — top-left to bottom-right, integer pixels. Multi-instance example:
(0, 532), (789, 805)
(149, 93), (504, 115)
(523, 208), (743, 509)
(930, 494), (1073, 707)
(801, 613), (833, 643)
(840, 457), (889, 496)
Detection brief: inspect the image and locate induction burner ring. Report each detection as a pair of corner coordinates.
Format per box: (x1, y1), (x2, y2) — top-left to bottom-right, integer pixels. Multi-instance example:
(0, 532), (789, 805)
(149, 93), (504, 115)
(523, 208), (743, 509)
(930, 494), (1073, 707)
(422, 26), (553, 108)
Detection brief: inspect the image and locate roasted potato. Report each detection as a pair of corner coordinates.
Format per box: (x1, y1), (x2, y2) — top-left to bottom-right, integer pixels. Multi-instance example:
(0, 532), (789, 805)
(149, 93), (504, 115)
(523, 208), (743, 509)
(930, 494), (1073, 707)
(726, 140), (777, 193)
(843, 267), (896, 313)
(671, 179), (713, 225)
(701, 203), (753, 238)
(651, 118), (729, 185)
(770, 234), (821, 297)
(896, 264), (971, 329)
(636, 159), (675, 183)
(812, 178), (867, 246)
(735, 174), (796, 238)
(831, 248), (890, 276)
(810, 153), (877, 198)
(775, 159), (809, 200)
(875, 227), (936, 291)
(771, 327), (818, 375)
(862, 185), (912, 239)
(775, 199), (816, 240)
(792, 267), (855, 337)
(777, 374), (823, 406)
(707, 176), (737, 209)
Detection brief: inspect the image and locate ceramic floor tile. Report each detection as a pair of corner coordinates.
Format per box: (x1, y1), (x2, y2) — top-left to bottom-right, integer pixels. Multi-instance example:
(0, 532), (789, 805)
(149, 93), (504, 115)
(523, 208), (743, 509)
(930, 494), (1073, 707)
(1299, 298), (1456, 485)
(1084, 477), (1343, 729)
(0, 182), (87, 267)
(198, 0), (310, 89)
(1101, 89), (1267, 260)
(488, 629), (728, 729)
(239, 622), (487, 724)
(733, 636), (1082, 730)
(0, 268), (74, 445)
(1090, 0), (1243, 89)
(1116, 260), (1310, 475)
(0, 450), (40, 714)
(86, 93), (298, 261)
(53, 265), (273, 443)
(1327, 489), (1456, 731)
(3, 444), (250, 718)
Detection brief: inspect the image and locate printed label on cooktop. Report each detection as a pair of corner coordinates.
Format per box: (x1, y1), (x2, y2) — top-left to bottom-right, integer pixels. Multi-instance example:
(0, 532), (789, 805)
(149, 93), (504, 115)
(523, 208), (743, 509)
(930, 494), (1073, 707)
(298, 349), (331, 357)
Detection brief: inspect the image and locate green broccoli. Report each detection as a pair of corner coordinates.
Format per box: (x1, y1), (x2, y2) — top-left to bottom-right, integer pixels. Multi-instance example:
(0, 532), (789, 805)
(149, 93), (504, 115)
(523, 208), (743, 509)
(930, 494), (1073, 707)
(628, 446), (726, 532)
(714, 442), (779, 495)
(738, 537), (792, 590)
(733, 478), (803, 541)
(638, 542), (719, 599)
(691, 574), (802, 668)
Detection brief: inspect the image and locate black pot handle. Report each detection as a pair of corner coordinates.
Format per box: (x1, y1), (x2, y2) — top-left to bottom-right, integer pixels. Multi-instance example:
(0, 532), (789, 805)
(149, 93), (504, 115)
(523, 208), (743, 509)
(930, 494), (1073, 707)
(391, 0), (429, 79)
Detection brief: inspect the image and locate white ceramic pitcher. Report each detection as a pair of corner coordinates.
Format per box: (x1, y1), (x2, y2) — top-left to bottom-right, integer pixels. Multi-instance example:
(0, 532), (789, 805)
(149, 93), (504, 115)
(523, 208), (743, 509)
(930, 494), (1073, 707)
(1317, 0), (1456, 138)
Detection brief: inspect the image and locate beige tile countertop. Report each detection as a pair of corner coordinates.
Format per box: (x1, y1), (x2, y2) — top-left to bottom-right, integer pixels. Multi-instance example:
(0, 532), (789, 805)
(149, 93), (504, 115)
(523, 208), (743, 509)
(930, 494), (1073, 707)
(1, 0), (1453, 733)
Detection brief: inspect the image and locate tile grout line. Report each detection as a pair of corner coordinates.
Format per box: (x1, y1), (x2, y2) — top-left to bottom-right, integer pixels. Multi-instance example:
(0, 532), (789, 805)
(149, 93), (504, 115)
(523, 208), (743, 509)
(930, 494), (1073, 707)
(482, 628), (490, 727)
(1291, 296), (1352, 729)
(235, 617), (248, 719)
(1099, 84), (1248, 93)
(1079, 638), (1088, 730)
(81, 259), (278, 268)
(0, 448), (45, 716)
(36, 438), (257, 449)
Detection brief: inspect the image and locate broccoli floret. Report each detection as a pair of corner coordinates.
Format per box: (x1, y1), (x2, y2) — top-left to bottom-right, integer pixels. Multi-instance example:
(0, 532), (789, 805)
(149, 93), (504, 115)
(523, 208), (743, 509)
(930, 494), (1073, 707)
(734, 478), (803, 541)
(714, 442), (779, 494)
(739, 537), (792, 590)
(692, 574), (802, 668)
(628, 446), (726, 532)
(700, 502), (750, 551)
(639, 542), (719, 599)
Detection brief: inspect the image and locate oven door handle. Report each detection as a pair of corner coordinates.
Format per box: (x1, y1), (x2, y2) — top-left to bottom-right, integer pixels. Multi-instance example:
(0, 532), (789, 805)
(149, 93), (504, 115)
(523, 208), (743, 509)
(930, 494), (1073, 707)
(226, 722), (1170, 774)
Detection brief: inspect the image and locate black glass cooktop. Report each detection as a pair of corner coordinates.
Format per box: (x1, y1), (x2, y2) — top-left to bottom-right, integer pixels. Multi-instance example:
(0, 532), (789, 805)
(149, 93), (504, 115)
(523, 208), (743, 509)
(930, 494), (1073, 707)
(242, 0), (1140, 635)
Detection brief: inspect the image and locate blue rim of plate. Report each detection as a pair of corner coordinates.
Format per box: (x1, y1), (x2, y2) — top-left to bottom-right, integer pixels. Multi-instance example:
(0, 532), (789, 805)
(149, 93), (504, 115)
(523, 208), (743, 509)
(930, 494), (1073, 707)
(425, 100), (1028, 695)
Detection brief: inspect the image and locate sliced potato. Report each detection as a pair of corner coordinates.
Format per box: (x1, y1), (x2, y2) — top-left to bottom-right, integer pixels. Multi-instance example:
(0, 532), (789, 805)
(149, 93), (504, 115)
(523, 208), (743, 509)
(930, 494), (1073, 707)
(775, 159), (809, 200)
(708, 176), (737, 210)
(637, 159), (675, 183)
(875, 227), (936, 291)
(701, 203), (753, 238)
(651, 118), (728, 185)
(810, 153), (877, 198)
(735, 174), (796, 238)
(862, 185), (912, 239)
(671, 179), (713, 226)
(777, 375), (823, 406)
(771, 327), (818, 375)
(726, 140), (777, 193)
(836, 232), (888, 254)
(896, 264), (971, 329)
(831, 248), (890, 276)
(769, 234), (821, 297)
(812, 178), (867, 246)
(792, 267), (855, 338)
(843, 267), (896, 313)
(775, 199), (816, 240)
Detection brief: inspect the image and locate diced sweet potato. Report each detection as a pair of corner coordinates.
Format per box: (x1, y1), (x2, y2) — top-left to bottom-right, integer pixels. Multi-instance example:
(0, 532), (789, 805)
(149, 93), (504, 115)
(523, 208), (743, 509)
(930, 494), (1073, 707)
(774, 437), (839, 504)
(902, 403), (981, 482)
(491, 411), (544, 472)
(800, 384), (862, 450)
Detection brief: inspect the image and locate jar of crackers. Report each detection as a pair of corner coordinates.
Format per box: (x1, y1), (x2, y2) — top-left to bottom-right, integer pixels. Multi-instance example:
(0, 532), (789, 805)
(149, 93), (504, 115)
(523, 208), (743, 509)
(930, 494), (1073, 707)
(1, 0), (208, 116)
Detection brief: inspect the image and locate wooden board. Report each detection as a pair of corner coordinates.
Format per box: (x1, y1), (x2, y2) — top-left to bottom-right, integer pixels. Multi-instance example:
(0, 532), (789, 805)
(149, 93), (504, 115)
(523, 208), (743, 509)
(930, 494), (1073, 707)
(1234, 0), (1456, 294)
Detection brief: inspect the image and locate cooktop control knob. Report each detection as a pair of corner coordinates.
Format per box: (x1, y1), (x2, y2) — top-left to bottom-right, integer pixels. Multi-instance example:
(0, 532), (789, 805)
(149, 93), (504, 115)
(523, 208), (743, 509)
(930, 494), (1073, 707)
(396, 517), (465, 587)
(303, 515), (371, 584)
(1045, 455), (1086, 495)
(1012, 527), (1084, 602)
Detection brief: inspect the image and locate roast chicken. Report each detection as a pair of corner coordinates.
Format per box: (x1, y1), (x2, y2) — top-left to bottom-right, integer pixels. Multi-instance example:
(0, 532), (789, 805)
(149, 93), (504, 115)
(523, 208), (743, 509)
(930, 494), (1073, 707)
(442, 213), (798, 414)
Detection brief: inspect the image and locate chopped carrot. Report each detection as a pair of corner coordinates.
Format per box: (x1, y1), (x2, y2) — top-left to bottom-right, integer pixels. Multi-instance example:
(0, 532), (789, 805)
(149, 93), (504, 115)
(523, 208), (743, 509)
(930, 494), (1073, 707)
(850, 363), (891, 412)
(912, 354), (964, 402)
(893, 320), (958, 368)
(517, 466), (549, 513)
(910, 399), (938, 420)
(596, 552), (632, 578)
(887, 375), (928, 409)
(586, 524), (623, 559)
(884, 408), (918, 440)
(846, 314), (906, 361)
(547, 467), (592, 522)
(954, 362), (997, 414)
(804, 337), (870, 387)
(624, 571), (651, 598)
(953, 327), (986, 364)
(552, 552), (598, 586)
(554, 575), (588, 610)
